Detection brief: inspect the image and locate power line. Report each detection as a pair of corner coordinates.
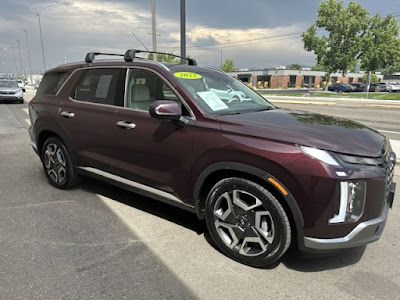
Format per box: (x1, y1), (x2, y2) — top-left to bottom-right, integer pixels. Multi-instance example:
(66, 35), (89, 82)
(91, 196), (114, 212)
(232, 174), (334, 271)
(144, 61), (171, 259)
(161, 29), (313, 51)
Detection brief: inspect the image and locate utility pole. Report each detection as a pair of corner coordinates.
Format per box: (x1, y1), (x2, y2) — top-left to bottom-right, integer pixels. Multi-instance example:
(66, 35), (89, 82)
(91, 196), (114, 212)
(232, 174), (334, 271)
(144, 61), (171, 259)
(22, 29), (33, 84)
(180, 0), (186, 64)
(151, 0), (157, 61)
(16, 40), (24, 77)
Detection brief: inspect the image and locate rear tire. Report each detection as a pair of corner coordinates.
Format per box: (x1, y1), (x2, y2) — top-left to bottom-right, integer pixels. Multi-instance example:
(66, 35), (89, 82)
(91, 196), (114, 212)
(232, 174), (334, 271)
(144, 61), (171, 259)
(41, 137), (80, 189)
(205, 177), (291, 268)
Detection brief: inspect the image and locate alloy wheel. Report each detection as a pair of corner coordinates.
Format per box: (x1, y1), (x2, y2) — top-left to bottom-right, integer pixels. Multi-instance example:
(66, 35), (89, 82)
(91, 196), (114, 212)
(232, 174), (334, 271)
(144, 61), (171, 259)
(43, 143), (67, 183)
(213, 189), (275, 257)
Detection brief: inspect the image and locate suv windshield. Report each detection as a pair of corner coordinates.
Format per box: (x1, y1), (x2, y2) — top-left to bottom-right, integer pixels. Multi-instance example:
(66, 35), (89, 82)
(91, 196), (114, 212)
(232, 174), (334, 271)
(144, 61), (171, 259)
(0, 81), (19, 88)
(172, 69), (274, 115)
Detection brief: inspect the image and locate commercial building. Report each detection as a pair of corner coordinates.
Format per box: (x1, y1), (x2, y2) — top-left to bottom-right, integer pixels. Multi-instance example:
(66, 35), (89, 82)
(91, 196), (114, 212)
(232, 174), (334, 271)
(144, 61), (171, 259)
(228, 69), (384, 88)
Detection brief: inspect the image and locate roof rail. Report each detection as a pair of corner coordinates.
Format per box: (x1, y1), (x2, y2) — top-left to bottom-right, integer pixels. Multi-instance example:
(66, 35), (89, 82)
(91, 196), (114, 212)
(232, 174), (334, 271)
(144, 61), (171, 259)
(124, 49), (197, 66)
(85, 52), (124, 63)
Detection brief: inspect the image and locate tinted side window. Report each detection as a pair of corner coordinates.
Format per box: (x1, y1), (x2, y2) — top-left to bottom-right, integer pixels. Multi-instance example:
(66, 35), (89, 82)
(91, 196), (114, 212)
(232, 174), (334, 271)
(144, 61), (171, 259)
(73, 68), (125, 106)
(126, 68), (190, 116)
(36, 71), (72, 96)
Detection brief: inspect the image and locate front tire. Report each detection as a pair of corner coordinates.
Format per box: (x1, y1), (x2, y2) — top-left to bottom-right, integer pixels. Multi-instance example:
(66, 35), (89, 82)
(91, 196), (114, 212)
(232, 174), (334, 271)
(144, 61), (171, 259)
(205, 177), (291, 268)
(41, 137), (80, 189)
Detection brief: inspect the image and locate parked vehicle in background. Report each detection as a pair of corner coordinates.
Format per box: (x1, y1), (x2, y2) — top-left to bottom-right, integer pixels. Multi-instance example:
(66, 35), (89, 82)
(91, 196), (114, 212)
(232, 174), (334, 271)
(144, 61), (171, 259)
(16, 80), (26, 92)
(328, 83), (353, 92)
(388, 82), (400, 92)
(28, 49), (396, 268)
(210, 86), (252, 103)
(0, 80), (24, 103)
(349, 82), (365, 92)
(369, 82), (391, 92)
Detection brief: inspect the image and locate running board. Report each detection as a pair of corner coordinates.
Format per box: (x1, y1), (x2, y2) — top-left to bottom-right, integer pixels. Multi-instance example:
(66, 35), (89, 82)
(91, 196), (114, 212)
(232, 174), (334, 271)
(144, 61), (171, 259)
(78, 167), (195, 212)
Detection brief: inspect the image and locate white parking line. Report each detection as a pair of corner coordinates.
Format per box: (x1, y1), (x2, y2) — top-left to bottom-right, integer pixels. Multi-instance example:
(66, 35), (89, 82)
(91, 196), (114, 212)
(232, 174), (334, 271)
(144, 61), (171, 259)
(380, 130), (400, 135)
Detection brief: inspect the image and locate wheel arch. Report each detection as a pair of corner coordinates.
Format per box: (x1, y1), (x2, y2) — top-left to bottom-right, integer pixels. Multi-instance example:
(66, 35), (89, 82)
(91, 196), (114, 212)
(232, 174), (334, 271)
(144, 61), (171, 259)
(193, 161), (305, 249)
(36, 127), (71, 160)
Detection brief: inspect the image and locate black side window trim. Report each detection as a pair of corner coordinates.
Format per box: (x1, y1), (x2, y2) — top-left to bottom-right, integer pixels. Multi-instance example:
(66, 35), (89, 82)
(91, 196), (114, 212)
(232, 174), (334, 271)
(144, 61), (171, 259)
(70, 68), (126, 107)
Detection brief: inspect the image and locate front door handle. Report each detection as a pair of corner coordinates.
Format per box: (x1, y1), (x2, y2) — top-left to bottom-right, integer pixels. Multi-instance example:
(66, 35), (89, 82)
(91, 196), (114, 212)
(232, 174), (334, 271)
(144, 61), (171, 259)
(61, 111), (75, 118)
(116, 120), (136, 129)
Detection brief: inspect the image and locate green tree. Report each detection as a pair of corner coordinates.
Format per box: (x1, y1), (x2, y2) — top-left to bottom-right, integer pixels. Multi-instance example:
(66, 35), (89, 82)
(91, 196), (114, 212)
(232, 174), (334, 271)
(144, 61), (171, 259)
(289, 64), (302, 70)
(358, 14), (400, 88)
(302, 0), (369, 89)
(147, 52), (180, 63)
(220, 59), (235, 72)
(362, 74), (379, 83)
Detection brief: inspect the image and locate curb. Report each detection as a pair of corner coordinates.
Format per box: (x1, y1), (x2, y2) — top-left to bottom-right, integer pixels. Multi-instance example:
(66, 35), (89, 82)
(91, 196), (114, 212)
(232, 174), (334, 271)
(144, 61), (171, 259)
(264, 95), (400, 105)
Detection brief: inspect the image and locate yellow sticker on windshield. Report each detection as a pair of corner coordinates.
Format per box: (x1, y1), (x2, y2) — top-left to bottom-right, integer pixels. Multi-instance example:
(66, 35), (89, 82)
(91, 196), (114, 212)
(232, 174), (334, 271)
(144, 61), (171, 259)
(174, 72), (202, 79)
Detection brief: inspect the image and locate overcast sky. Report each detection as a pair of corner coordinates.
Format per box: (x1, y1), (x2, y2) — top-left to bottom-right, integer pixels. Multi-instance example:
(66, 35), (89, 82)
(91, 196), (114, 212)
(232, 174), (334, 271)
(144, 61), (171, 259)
(0, 0), (399, 74)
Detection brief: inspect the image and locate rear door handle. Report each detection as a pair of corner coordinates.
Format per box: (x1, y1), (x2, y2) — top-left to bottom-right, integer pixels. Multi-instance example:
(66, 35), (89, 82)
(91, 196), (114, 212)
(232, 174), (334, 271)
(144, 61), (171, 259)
(61, 111), (75, 118)
(116, 120), (136, 129)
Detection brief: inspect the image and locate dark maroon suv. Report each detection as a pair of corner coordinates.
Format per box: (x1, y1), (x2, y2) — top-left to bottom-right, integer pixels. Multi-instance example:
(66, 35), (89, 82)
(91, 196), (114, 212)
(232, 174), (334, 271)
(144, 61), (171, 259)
(28, 50), (396, 267)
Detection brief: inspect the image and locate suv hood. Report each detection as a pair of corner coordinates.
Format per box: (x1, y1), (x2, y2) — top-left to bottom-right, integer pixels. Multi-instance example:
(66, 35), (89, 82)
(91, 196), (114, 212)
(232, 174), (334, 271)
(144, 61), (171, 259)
(216, 108), (385, 157)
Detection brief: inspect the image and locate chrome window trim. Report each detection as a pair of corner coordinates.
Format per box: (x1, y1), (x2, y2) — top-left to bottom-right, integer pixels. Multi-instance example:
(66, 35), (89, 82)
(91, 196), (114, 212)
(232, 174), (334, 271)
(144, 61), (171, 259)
(63, 65), (195, 120)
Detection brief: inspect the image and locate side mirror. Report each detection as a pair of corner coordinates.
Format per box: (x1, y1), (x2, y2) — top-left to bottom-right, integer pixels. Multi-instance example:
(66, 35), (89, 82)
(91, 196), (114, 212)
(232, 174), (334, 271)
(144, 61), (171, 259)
(22, 88), (26, 92)
(149, 100), (182, 121)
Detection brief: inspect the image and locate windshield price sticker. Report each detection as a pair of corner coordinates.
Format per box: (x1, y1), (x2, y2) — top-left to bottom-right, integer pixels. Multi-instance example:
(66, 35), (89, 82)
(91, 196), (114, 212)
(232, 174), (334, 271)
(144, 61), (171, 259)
(174, 72), (202, 79)
(197, 91), (229, 111)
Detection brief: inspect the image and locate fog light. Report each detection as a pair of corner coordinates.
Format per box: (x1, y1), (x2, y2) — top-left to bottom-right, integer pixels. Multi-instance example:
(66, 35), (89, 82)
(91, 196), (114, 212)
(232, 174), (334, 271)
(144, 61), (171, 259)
(329, 181), (366, 224)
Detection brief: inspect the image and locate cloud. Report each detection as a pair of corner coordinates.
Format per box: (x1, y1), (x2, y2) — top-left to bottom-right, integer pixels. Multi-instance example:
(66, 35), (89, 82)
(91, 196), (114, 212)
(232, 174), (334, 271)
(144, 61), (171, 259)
(0, 0), (322, 74)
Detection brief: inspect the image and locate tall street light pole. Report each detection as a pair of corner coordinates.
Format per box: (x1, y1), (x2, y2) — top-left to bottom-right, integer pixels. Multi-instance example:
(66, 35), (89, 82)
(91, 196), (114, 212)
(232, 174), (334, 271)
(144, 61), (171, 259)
(151, 0), (157, 61)
(35, 13), (46, 73)
(16, 40), (24, 77)
(180, 0), (186, 64)
(11, 46), (18, 75)
(22, 29), (33, 84)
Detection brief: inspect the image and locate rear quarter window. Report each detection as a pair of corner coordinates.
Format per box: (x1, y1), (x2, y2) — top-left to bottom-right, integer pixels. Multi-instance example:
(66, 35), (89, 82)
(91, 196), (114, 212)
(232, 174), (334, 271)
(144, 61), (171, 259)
(36, 71), (72, 96)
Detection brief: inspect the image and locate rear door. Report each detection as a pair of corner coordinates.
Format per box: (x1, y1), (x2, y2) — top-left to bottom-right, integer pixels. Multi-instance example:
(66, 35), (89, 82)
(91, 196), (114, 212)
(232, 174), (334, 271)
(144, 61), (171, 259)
(58, 67), (126, 173)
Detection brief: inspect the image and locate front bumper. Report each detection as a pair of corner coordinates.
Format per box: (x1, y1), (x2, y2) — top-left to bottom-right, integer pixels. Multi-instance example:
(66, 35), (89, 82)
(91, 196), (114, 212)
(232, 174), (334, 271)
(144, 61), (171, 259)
(303, 182), (395, 251)
(0, 95), (23, 102)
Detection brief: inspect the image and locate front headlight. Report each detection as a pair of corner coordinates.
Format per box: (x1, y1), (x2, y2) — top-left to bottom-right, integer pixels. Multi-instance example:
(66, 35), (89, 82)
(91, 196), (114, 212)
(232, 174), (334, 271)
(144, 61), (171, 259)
(299, 146), (341, 166)
(329, 181), (366, 224)
(15, 90), (23, 97)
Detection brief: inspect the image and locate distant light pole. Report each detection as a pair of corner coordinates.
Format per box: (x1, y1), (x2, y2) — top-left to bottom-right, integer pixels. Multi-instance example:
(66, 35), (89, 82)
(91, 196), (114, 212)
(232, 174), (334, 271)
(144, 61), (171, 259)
(11, 46), (18, 75)
(180, 0), (186, 63)
(22, 29), (33, 84)
(16, 40), (24, 76)
(129, 31), (150, 51)
(34, 13), (46, 73)
(151, 0), (157, 60)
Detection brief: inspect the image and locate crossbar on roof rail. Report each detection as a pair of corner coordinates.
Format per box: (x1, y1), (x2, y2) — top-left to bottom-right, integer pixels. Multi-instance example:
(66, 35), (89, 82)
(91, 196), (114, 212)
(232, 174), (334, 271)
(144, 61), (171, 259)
(124, 49), (197, 66)
(85, 52), (124, 63)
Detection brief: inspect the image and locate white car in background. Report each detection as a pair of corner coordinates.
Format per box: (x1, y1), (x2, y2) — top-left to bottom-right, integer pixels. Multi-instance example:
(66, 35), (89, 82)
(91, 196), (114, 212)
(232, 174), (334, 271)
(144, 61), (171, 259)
(210, 86), (252, 103)
(16, 80), (26, 92)
(388, 82), (400, 92)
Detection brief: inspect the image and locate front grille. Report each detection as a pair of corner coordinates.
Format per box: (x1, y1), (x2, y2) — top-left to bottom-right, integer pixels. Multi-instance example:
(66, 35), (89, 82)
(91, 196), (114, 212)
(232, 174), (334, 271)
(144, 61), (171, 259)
(376, 141), (396, 203)
(0, 91), (15, 95)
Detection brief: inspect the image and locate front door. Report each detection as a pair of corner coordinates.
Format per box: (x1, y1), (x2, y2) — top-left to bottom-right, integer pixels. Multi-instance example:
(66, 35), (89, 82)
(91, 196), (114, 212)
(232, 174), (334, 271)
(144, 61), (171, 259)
(113, 67), (194, 201)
